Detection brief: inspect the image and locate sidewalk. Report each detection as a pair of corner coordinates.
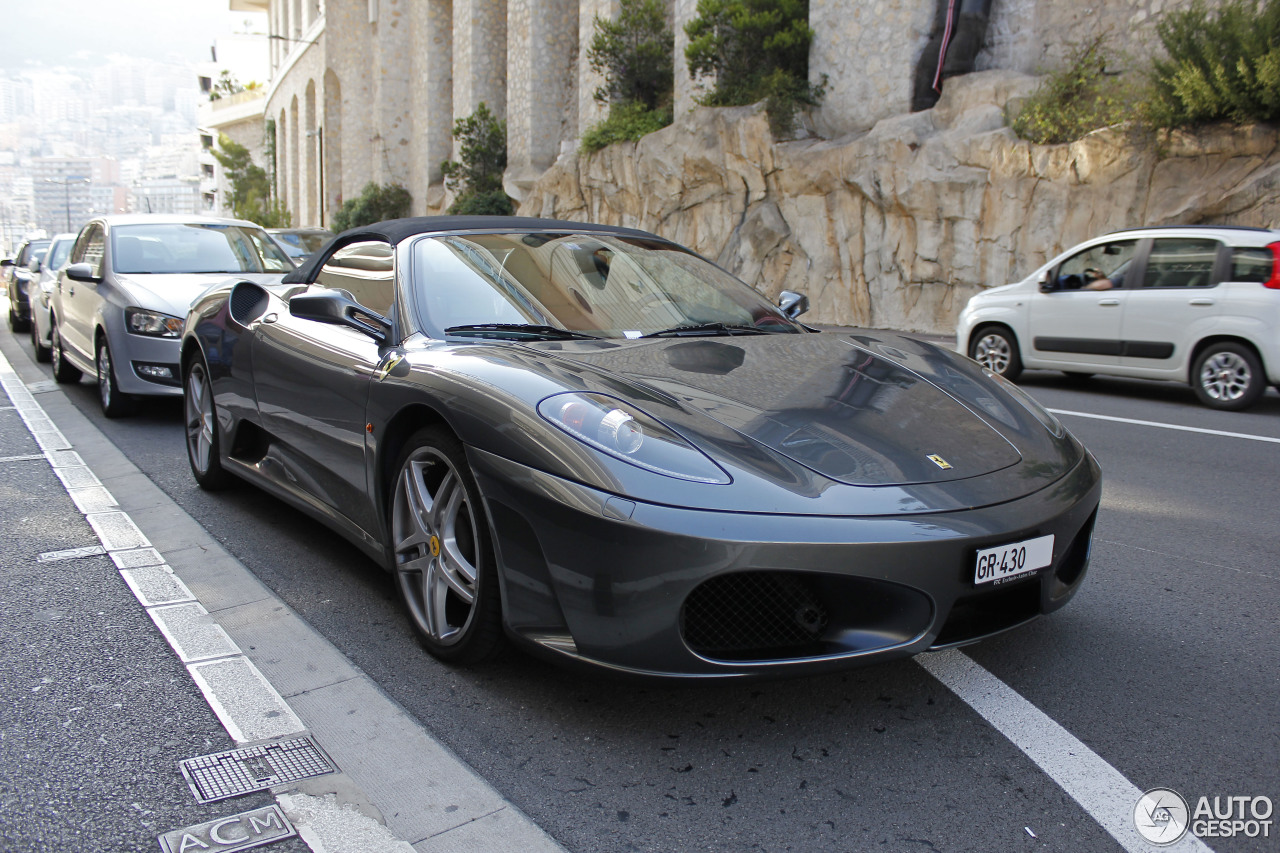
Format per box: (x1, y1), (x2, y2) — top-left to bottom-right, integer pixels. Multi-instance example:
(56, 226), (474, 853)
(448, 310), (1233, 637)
(0, 334), (565, 853)
(0, 359), (311, 852)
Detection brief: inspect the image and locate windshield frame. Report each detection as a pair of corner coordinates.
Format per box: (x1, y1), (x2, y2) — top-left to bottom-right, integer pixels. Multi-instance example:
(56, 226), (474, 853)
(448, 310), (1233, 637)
(403, 229), (805, 341)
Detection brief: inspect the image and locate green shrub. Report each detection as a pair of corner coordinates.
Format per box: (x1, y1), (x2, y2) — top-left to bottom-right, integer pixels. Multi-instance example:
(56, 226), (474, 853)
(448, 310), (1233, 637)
(587, 0), (674, 112)
(684, 0), (822, 137)
(1147, 0), (1280, 127)
(449, 189), (515, 216)
(1009, 37), (1132, 145)
(580, 102), (673, 153)
(331, 182), (412, 232)
(439, 103), (515, 215)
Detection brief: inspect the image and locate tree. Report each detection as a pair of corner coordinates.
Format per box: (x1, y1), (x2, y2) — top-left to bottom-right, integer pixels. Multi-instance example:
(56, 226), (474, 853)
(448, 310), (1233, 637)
(587, 0), (674, 112)
(330, 182), (413, 232)
(211, 134), (291, 227)
(684, 0), (821, 136)
(439, 103), (514, 215)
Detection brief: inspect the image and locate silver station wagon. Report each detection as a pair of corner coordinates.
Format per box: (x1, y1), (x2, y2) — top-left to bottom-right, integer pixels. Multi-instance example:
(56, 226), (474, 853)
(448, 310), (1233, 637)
(958, 225), (1280, 410)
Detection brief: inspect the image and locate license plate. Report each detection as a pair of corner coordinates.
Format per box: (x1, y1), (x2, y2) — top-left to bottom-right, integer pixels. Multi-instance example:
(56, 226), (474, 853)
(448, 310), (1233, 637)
(974, 534), (1054, 585)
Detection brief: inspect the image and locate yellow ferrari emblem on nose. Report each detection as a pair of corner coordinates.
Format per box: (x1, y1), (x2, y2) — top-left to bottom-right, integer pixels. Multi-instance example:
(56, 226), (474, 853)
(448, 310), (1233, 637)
(429, 535), (441, 557)
(928, 454), (952, 470)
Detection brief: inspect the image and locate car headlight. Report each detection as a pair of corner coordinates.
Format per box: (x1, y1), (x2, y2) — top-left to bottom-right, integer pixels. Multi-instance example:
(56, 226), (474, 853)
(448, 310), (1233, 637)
(984, 370), (1066, 437)
(538, 392), (731, 484)
(125, 308), (183, 338)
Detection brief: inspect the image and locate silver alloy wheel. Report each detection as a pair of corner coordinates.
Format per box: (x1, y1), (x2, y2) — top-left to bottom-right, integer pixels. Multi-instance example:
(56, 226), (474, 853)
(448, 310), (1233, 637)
(392, 446), (480, 646)
(1199, 350), (1252, 402)
(185, 362), (214, 475)
(97, 343), (113, 409)
(974, 332), (1012, 374)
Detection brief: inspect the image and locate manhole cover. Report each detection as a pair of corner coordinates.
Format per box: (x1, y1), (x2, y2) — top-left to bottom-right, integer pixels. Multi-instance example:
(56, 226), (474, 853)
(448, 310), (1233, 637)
(26, 380), (58, 393)
(180, 736), (336, 803)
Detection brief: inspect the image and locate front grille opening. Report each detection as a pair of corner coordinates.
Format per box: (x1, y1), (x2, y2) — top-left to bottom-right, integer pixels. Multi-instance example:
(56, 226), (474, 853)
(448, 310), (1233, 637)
(681, 571), (932, 663)
(932, 580), (1041, 648)
(1054, 508), (1097, 592)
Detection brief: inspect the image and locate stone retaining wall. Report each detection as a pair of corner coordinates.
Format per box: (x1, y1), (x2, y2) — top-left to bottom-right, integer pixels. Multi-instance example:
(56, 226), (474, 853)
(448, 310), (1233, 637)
(520, 71), (1280, 334)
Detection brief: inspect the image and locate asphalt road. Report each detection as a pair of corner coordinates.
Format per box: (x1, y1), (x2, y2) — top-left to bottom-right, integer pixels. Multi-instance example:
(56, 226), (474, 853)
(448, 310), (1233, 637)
(5, 327), (1278, 853)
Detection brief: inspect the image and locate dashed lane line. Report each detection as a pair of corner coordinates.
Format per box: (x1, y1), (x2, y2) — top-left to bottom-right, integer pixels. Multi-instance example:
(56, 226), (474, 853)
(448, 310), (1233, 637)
(1049, 408), (1280, 444)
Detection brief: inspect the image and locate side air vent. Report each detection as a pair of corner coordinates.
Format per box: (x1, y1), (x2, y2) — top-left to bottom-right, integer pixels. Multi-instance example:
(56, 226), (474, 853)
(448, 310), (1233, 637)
(228, 282), (271, 327)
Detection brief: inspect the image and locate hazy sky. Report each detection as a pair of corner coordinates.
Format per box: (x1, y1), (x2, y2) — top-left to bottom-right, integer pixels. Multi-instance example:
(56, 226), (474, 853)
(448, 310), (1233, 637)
(0, 0), (267, 71)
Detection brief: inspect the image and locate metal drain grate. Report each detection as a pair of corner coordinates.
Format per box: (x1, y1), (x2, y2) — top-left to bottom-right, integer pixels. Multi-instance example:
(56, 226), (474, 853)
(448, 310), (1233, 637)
(180, 736), (336, 803)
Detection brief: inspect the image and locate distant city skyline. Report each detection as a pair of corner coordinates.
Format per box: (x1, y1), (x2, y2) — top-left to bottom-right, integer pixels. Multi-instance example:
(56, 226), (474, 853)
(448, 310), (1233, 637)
(0, 1), (265, 74)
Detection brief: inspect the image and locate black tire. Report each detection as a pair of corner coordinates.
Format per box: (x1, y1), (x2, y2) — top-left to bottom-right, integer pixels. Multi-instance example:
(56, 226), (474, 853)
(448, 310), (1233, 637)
(969, 325), (1023, 381)
(1192, 342), (1265, 411)
(96, 336), (137, 418)
(30, 317), (51, 363)
(390, 427), (505, 664)
(50, 318), (83, 384)
(8, 302), (28, 333)
(183, 353), (234, 490)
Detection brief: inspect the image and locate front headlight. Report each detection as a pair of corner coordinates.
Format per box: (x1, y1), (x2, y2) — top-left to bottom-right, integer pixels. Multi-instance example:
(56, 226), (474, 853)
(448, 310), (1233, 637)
(125, 308), (183, 338)
(538, 392), (731, 484)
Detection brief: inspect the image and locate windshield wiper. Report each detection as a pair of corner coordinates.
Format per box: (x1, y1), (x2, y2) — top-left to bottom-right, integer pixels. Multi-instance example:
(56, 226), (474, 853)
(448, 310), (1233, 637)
(444, 323), (602, 341)
(641, 322), (770, 338)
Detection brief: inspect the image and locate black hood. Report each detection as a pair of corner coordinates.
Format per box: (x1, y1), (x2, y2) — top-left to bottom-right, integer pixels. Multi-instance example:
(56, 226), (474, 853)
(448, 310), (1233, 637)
(534, 333), (1025, 488)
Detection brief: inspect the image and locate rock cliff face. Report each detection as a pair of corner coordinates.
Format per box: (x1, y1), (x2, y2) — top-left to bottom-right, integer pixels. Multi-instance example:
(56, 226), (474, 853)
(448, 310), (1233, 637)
(518, 70), (1280, 334)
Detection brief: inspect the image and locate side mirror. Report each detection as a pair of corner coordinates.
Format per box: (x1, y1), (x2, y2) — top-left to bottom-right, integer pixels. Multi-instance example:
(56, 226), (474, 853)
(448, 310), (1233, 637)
(289, 288), (390, 343)
(777, 290), (810, 320)
(1037, 271), (1055, 293)
(65, 262), (101, 283)
(0, 259), (13, 268)
(28, 258), (41, 273)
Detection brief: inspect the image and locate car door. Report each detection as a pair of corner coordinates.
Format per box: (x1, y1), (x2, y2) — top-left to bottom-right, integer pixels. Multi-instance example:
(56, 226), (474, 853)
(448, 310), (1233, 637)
(250, 240), (395, 536)
(1119, 236), (1224, 373)
(1027, 238), (1143, 370)
(56, 223), (106, 366)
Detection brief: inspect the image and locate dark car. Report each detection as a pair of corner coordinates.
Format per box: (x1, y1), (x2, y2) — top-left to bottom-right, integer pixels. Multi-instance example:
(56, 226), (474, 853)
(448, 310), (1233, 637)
(5, 237), (51, 332)
(181, 217), (1101, 678)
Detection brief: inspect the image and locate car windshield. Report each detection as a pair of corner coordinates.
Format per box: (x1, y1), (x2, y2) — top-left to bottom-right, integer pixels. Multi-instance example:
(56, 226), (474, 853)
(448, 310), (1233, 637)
(410, 232), (805, 340)
(274, 231), (331, 254)
(112, 223), (294, 274)
(24, 241), (49, 264)
(44, 239), (73, 271)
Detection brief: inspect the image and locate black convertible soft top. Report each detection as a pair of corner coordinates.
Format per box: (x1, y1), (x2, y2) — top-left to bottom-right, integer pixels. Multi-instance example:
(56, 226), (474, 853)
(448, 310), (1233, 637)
(281, 215), (667, 284)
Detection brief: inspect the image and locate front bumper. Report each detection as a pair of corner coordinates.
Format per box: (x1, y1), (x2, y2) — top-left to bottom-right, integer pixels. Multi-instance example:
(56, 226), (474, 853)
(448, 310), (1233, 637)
(469, 447), (1102, 679)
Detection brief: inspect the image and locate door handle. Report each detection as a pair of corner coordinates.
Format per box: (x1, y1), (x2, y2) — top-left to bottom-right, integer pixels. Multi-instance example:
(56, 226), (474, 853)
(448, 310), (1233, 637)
(68, 286), (74, 295)
(1189, 298), (1214, 306)
(1098, 298), (1120, 306)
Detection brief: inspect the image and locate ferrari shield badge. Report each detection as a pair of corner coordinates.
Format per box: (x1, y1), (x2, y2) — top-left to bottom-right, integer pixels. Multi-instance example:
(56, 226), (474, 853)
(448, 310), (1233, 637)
(927, 454), (953, 470)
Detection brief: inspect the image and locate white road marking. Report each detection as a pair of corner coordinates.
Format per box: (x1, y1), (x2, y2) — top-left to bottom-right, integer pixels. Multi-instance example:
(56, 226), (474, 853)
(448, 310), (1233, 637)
(1049, 408), (1280, 444)
(919, 650), (1213, 853)
(0, 347), (566, 853)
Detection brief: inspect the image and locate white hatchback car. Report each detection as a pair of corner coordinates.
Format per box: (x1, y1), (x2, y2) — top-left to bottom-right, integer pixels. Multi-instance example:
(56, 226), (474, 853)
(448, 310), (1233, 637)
(957, 226), (1280, 410)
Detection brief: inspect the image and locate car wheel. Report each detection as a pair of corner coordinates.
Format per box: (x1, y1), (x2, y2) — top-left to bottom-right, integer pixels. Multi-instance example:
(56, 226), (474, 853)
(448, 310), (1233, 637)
(96, 337), (136, 418)
(970, 326), (1023, 381)
(50, 319), (83, 384)
(7, 303), (26, 333)
(390, 427), (505, 664)
(1192, 343), (1265, 411)
(30, 317), (51, 363)
(184, 354), (233, 490)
